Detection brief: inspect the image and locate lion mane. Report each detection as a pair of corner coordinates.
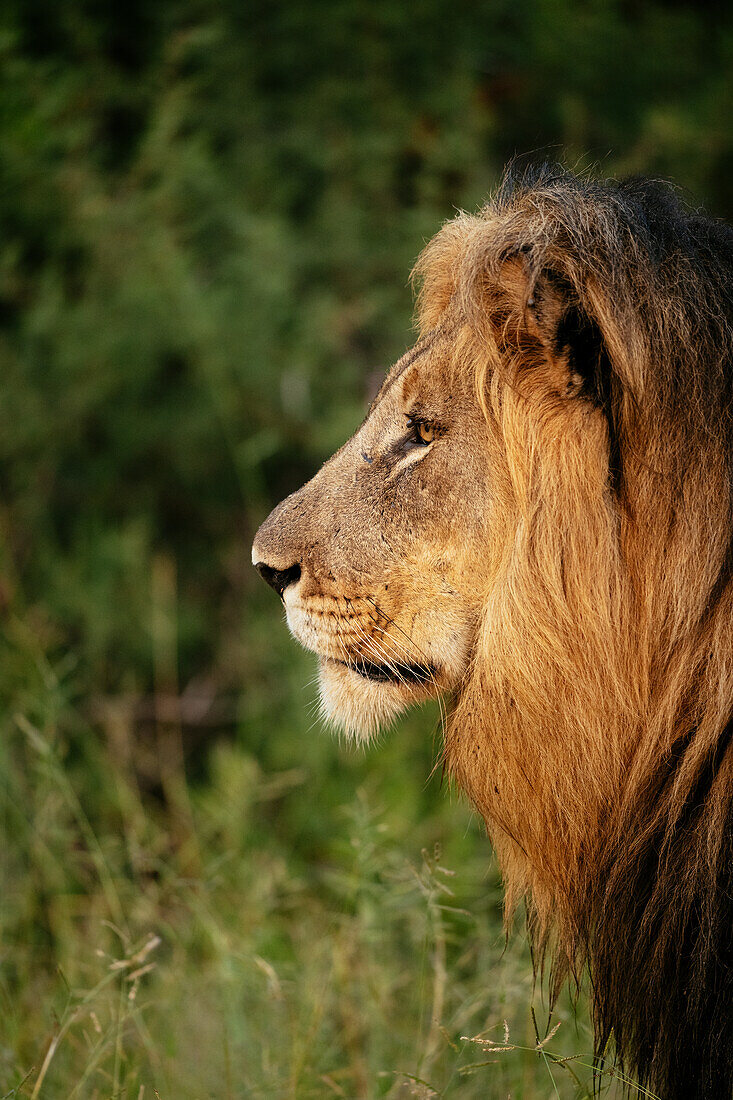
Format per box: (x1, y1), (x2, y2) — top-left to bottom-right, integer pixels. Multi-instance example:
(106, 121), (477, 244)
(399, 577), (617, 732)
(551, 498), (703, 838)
(417, 168), (733, 1099)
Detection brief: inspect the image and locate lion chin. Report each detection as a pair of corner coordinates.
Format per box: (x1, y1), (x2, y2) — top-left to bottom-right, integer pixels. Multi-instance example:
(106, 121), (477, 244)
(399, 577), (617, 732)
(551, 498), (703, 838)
(317, 658), (416, 742)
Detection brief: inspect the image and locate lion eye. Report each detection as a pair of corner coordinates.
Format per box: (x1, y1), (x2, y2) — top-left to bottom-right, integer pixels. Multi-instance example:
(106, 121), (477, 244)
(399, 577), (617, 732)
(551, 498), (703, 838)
(405, 415), (436, 448)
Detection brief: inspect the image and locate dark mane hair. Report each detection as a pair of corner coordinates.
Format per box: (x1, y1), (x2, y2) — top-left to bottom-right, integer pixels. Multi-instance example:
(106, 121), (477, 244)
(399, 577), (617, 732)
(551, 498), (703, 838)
(416, 165), (733, 1099)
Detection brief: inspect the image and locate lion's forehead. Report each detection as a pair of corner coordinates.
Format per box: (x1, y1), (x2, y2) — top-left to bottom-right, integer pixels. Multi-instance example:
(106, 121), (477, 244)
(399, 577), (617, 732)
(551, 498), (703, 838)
(365, 345), (469, 445)
(372, 331), (456, 405)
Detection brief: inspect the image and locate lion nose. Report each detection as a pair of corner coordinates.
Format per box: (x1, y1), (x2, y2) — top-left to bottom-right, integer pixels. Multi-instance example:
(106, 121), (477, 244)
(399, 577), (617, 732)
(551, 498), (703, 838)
(255, 561), (301, 599)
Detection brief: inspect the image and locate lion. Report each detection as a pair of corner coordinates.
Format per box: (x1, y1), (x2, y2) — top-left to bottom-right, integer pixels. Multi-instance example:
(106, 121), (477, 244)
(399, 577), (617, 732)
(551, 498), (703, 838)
(252, 165), (733, 1100)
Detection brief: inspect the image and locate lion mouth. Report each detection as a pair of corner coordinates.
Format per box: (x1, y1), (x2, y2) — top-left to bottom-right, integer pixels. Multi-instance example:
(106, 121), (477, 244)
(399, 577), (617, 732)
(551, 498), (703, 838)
(334, 657), (436, 685)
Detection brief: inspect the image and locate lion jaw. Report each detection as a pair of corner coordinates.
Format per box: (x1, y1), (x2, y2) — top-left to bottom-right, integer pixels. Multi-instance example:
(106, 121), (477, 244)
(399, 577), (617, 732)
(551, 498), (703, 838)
(281, 589), (462, 741)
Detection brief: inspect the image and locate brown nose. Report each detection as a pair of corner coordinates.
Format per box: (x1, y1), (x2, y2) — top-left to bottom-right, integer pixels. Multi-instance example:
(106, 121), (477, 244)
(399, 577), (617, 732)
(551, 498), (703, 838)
(255, 560), (301, 598)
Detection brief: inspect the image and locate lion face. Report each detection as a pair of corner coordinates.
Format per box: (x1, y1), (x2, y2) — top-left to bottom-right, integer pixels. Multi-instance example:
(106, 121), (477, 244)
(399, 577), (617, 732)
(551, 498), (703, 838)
(252, 330), (495, 738)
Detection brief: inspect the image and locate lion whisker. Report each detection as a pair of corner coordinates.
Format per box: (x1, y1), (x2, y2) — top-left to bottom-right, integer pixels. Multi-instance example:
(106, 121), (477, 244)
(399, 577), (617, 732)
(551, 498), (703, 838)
(349, 617), (411, 689)
(365, 598), (448, 740)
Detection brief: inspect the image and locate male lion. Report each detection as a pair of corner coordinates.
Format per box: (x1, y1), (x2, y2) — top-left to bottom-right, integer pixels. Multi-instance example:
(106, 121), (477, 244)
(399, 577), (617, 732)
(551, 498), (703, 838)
(252, 166), (733, 1100)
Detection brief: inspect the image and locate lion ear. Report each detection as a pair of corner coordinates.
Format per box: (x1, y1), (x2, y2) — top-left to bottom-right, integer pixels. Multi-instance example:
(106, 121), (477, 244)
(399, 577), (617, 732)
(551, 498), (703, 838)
(487, 253), (568, 349)
(552, 298), (615, 407)
(500, 255), (615, 408)
(495, 253), (623, 489)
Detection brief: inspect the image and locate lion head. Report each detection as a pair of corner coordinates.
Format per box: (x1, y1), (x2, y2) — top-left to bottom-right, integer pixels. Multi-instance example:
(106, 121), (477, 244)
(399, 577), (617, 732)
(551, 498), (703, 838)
(252, 166), (733, 1100)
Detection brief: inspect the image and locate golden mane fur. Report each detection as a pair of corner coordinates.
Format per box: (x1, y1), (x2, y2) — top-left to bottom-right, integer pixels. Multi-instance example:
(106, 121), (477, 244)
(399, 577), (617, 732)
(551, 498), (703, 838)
(254, 166), (733, 1099)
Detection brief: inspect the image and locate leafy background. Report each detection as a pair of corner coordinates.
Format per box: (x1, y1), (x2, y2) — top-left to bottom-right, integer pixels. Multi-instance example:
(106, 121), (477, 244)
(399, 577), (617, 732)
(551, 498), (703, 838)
(1, 1), (732, 1096)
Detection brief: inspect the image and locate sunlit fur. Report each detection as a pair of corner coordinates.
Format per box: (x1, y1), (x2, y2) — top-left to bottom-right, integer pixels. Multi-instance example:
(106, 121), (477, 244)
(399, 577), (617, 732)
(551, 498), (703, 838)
(415, 167), (733, 1100)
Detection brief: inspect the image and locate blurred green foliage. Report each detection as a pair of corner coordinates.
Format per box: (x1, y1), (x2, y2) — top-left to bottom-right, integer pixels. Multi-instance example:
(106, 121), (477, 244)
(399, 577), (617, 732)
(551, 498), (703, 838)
(0, 0), (731, 1095)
